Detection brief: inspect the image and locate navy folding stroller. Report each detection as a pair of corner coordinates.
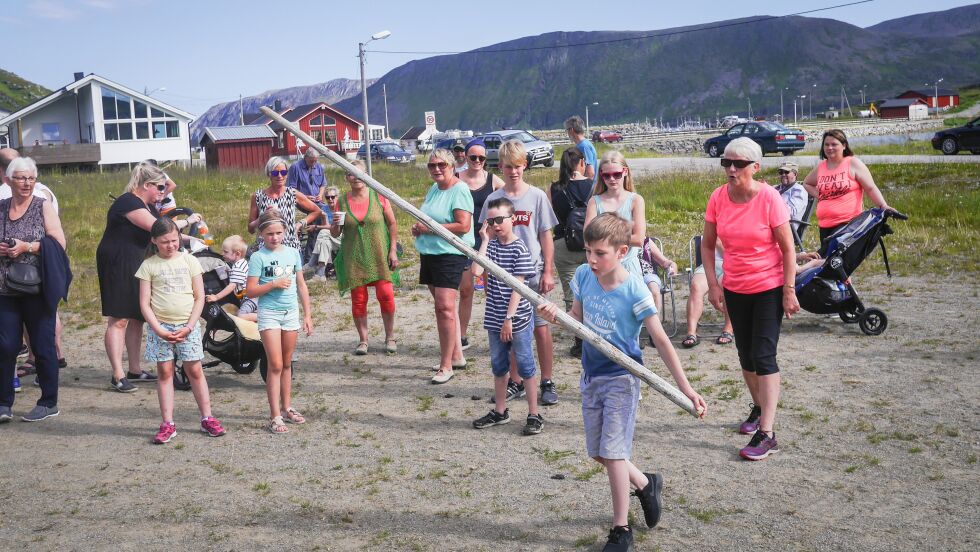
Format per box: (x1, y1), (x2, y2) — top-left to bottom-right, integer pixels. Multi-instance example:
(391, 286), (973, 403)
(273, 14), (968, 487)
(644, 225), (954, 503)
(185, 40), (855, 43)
(794, 207), (908, 336)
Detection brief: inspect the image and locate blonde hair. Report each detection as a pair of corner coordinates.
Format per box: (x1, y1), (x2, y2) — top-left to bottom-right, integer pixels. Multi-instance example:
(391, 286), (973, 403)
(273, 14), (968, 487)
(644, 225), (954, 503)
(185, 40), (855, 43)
(125, 161), (167, 193)
(222, 235), (248, 255)
(257, 208), (285, 231)
(593, 150), (634, 195)
(498, 140), (527, 168)
(584, 212), (631, 249)
(429, 148), (455, 169)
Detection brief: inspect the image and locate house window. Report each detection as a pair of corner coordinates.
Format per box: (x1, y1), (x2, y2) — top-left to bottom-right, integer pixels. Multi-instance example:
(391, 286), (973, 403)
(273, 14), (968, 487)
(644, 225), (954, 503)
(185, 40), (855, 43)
(134, 101), (147, 119)
(135, 122), (149, 139)
(104, 123), (118, 141)
(42, 123), (61, 142)
(102, 90), (117, 119)
(310, 129), (322, 143)
(310, 114), (336, 126)
(323, 130), (336, 144)
(101, 87), (179, 141)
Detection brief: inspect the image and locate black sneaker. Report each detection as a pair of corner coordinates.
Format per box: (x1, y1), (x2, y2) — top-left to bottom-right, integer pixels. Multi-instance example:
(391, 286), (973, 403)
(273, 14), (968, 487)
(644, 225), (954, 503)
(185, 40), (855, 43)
(522, 414), (544, 435)
(569, 337), (582, 358)
(472, 409), (510, 429)
(488, 380), (525, 403)
(540, 379), (559, 405)
(633, 472), (663, 528)
(460, 336), (471, 351)
(110, 377), (137, 393)
(602, 525), (633, 552)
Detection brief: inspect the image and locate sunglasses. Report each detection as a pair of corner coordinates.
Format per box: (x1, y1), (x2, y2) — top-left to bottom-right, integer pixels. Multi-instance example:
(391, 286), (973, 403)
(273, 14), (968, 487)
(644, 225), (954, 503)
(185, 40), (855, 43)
(600, 171), (624, 180)
(486, 215), (510, 226)
(326, 195), (338, 199)
(468, 155), (486, 163)
(720, 159), (754, 169)
(427, 162), (449, 170)
(269, 169), (288, 177)
(155, 183), (167, 192)
(778, 170), (792, 175)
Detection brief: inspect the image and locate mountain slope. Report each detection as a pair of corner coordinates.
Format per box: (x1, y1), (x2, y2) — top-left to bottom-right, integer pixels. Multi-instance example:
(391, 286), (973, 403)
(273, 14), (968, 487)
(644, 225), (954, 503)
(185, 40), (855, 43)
(0, 69), (51, 113)
(868, 4), (980, 36)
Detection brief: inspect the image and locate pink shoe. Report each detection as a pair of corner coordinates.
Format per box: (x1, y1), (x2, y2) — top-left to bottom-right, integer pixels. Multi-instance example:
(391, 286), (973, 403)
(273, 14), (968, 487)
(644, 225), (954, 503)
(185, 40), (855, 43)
(200, 417), (226, 437)
(153, 422), (177, 444)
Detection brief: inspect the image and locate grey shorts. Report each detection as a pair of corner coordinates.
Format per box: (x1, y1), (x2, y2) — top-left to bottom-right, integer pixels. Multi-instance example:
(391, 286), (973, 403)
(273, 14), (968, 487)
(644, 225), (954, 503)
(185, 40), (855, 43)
(526, 272), (549, 327)
(580, 373), (641, 460)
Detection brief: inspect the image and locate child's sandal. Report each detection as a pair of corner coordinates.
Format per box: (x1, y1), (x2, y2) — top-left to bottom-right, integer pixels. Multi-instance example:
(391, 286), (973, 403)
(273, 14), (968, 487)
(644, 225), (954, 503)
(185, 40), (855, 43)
(284, 408), (306, 424)
(269, 416), (288, 434)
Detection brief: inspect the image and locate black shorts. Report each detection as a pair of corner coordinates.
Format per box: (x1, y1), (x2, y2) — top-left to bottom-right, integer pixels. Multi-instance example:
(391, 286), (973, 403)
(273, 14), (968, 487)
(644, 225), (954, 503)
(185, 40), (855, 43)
(724, 286), (783, 376)
(419, 253), (468, 289)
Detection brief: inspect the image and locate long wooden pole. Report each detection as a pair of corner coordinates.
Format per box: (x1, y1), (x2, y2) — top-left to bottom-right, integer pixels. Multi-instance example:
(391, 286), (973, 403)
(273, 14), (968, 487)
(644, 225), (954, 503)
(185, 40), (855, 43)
(260, 106), (699, 417)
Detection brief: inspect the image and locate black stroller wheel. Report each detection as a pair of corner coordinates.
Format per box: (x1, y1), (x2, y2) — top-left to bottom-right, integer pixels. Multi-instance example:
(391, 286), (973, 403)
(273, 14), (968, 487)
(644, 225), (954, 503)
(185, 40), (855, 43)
(859, 308), (888, 336)
(173, 361), (192, 391)
(839, 309), (860, 324)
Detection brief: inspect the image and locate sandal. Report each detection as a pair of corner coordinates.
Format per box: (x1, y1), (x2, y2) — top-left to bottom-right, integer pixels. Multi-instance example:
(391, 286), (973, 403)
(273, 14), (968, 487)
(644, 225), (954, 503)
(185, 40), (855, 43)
(715, 331), (734, 345)
(681, 334), (700, 348)
(354, 342), (368, 356)
(284, 407), (306, 424)
(16, 360), (36, 378)
(385, 338), (397, 354)
(268, 416), (288, 434)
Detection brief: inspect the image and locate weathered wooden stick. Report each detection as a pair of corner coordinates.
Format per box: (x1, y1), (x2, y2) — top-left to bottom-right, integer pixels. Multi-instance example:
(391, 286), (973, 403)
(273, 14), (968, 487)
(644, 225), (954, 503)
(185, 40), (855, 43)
(259, 106), (698, 417)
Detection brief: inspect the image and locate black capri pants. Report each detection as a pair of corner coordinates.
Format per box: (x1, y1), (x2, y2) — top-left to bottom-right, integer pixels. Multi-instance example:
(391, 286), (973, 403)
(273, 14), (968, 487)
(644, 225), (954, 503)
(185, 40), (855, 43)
(723, 286), (783, 376)
(817, 223), (847, 258)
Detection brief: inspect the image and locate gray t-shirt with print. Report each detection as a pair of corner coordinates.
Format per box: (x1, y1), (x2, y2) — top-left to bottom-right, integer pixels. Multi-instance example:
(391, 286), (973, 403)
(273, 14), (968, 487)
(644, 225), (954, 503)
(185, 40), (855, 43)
(478, 185), (558, 271)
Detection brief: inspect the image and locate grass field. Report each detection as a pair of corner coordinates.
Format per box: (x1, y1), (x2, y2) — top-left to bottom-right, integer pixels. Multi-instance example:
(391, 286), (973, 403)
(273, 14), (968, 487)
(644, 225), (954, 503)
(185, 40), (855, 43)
(45, 161), (979, 324)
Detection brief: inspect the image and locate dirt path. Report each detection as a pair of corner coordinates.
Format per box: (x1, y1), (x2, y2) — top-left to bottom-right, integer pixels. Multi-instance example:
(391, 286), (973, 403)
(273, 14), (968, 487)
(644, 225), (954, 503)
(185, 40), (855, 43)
(1, 272), (977, 551)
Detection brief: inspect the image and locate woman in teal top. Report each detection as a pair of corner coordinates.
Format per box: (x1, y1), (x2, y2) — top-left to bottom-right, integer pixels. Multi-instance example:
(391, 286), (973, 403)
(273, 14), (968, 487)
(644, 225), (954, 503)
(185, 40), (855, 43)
(411, 149), (474, 384)
(584, 150), (646, 279)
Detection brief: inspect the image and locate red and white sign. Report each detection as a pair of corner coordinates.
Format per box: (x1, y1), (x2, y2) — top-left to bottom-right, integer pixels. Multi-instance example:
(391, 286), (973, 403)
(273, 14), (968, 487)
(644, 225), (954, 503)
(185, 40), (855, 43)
(424, 111), (436, 128)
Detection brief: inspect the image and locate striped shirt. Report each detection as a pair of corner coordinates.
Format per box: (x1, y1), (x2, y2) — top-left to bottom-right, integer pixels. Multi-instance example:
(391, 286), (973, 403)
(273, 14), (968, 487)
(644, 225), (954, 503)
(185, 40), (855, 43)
(228, 258), (248, 295)
(483, 238), (537, 333)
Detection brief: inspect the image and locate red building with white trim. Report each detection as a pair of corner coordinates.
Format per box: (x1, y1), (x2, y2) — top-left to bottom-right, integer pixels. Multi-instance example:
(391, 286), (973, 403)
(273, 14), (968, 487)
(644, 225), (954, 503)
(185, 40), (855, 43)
(200, 125), (276, 171)
(897, 88), (960, 109)
(252, 102), (363, 157)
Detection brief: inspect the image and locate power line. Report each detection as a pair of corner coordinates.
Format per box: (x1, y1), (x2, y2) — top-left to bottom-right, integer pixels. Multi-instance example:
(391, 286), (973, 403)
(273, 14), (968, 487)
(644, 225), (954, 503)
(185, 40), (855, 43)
(370, 0), (874, 55)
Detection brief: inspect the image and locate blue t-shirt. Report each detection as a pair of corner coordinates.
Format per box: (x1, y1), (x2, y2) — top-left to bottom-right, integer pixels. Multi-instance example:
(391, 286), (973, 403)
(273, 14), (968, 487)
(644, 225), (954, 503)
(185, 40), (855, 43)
(484, 238), (537, 333)
(576, 139), (598, 182)
(286, 160), (326, 200)
(571, 264), (657, 377)
(415, 181), (475, 255)
(247, 245), (303, 311)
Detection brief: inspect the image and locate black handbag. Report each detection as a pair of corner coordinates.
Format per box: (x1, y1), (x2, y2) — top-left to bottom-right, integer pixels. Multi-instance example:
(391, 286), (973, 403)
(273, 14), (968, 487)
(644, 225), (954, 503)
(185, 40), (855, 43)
(3, 213), (41, 295)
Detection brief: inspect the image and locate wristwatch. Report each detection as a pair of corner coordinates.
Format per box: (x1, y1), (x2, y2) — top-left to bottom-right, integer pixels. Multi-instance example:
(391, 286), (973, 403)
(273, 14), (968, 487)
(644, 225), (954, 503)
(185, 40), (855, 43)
(504, 315), (513, 321)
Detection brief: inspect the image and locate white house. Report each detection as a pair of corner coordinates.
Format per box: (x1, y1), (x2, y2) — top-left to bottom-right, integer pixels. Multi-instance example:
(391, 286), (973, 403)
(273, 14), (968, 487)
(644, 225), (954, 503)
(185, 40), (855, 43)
(0, 73), (194, 167)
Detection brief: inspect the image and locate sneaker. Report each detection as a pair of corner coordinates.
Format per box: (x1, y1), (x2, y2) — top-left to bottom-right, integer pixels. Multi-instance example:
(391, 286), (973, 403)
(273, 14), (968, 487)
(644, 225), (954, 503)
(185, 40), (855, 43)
(200, 417), (226, 437)
(153, 422), (177, 444)
(738, 403), (762, 435)
(21, 405), (60, 422)
(460, 336), (470, 351)
(472, 409), (510, 429)
(569, 337), (583, 358)
(602, 525), (633, 552)
(126, 370), (158, 381)
(539, 379), (559, 406)
(13, 377), (21, 393)
(489, 380), (525, 403)
(110, 377), (137, 393)
(633, 472), (663, 528)
(0, 406), (12, 423)
(522, 414), (544, 435)
(740, 430), (779, 461)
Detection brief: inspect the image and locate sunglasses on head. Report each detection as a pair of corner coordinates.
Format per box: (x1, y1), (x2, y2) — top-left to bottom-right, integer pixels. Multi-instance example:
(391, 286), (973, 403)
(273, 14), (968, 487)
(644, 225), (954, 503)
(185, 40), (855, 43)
(486, 215), (510, 225)
(269, 169), (288, 177)
(468, 155), (486, 163)
(600, 171), (624, 180)
(427, 161), (449, 170)
(720, 159), (754, 169)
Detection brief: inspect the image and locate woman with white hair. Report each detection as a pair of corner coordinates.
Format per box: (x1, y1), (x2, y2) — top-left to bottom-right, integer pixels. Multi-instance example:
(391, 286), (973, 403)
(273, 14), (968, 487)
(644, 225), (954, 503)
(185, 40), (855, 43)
(247, 156), (323, 255)
(702, 137), (799, 461)
(0, 157), (66, 422)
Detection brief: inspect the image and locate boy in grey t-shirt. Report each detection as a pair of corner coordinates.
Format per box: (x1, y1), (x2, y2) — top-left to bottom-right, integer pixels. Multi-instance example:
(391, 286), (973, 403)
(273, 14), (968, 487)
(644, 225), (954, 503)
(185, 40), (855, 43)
(478, 140), (561, 406)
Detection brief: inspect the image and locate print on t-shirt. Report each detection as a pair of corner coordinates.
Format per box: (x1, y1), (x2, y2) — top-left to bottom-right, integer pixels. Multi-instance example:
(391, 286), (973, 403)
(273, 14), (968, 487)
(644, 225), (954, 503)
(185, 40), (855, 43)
(512, 210), (532, 227)
(262, 260), (295, 279)
(818, 170), (852, 202)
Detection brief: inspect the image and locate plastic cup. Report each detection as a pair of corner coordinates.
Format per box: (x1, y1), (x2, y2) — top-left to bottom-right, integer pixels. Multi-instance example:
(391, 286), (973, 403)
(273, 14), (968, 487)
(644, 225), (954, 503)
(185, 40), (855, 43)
(334, 212), (346, 225)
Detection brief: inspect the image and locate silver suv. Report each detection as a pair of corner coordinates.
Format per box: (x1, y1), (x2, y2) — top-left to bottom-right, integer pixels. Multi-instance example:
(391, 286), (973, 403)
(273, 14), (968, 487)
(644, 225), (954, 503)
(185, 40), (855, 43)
(481, 130), (554, 169)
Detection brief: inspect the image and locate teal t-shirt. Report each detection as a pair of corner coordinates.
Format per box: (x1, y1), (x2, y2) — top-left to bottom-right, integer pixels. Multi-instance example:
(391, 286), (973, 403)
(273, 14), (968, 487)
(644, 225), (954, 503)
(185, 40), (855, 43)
(415, 181), (475, 256)
(247, 245), (303, 311)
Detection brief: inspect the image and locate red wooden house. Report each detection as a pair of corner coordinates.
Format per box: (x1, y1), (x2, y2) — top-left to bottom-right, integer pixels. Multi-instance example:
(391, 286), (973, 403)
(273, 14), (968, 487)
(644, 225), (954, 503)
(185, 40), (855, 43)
(897, 88), (959, 109)
(200, 125), (276, 171)
(265, 102), (363, 157)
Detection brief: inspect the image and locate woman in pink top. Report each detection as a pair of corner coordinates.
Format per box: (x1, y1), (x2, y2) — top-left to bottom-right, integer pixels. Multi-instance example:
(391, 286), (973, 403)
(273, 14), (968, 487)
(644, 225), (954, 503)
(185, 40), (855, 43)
(702, 137), (799, 462)
(802, 129), (894, 255)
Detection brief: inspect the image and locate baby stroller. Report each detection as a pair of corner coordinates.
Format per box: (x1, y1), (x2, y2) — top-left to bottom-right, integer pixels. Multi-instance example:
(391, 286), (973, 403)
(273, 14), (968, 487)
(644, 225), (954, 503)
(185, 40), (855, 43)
(794, 207), (908, 336)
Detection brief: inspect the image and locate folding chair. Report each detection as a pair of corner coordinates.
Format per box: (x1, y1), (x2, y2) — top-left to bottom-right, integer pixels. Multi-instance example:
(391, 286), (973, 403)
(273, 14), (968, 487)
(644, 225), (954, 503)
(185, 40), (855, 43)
(790, 196), (816, 252)
(686, 235), (725, 332)
(638, 237), (677, 348)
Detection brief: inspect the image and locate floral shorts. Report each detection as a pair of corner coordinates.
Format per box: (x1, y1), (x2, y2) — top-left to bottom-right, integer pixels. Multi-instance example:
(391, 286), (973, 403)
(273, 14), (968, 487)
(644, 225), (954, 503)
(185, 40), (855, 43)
(145, 322), (204, 363)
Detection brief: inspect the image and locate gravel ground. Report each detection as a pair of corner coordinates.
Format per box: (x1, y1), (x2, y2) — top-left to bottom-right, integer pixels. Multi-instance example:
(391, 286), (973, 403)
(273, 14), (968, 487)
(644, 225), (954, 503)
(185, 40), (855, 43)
(1, 272), (977, 551)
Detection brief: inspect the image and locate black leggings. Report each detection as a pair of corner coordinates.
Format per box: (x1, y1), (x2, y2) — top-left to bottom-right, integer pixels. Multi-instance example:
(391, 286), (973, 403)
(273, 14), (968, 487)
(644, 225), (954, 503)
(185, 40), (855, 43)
(724, 286), (783, 376)
(818, 223), (847, 257)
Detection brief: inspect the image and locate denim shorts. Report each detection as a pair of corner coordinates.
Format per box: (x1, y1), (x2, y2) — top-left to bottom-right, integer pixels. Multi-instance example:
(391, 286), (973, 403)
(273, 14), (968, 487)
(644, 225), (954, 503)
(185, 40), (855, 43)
(257, 308), (300, 332)
(639, 258), (663, 288)
(238, 297), (258, 315)
(145, 322), (204, 363)
(580, 373), (641, 460)
(487, 322), (536, 379)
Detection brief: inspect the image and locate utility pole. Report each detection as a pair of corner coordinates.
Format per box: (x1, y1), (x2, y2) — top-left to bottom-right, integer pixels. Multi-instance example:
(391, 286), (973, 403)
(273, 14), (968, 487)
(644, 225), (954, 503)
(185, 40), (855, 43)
(239, 94), (244, 126)
(382, 83), (390, 140)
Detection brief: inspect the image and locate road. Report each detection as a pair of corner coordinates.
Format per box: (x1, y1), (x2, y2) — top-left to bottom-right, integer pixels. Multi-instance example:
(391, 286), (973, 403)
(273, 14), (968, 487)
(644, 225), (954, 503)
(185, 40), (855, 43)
(628, 154), (980, 174)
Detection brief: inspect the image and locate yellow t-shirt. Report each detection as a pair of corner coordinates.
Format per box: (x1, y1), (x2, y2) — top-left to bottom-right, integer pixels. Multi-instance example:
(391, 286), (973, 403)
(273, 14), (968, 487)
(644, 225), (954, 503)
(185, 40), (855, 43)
(135, 252), (204, 324)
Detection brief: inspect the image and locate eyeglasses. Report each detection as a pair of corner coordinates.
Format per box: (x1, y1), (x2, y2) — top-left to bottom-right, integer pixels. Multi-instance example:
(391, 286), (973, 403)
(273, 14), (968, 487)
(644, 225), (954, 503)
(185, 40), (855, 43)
(269, 169), (288, 177)
(720, 159), (754, 169)
(468, 155), (486, 163)
(486, 216), (510, 225)
(427, 162), (449, 171)
(10, 176), (37, 183)
(600, 171), (624, 180)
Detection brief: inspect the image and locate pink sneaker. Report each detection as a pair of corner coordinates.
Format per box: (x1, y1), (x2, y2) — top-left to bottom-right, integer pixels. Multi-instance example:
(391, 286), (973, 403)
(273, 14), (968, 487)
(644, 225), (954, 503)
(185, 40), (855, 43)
(153, 422), (177, 444)
(200, 417), (226, 437)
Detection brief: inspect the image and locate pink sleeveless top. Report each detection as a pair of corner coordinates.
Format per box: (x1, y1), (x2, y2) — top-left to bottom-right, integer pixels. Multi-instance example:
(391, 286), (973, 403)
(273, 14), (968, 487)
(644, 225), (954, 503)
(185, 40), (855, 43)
(814, 157), (862, 228)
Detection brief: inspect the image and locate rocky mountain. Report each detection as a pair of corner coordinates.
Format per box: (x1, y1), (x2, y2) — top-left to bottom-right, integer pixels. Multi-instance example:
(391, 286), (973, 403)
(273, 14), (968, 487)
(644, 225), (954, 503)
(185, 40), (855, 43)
(867, 3), (980, 36)
(189, 78), (372, 143)
(0, 69), (51, 113)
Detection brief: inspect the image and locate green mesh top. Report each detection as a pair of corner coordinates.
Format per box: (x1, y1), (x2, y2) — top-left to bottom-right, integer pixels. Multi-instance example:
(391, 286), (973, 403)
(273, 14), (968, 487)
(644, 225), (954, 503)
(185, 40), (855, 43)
(334, 189), (400, 294)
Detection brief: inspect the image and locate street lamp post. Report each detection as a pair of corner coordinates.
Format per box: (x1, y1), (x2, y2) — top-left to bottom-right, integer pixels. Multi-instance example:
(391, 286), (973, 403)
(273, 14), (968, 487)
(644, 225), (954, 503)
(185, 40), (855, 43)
(860, 85), (867, 106)
(780, 87), (789, 122)
(585, 102), (598, 136)
(809, 84), (816, 119)
(359, 30), (391, 176)
(144, 86), (166, 96)
(933, 77), (944, 114)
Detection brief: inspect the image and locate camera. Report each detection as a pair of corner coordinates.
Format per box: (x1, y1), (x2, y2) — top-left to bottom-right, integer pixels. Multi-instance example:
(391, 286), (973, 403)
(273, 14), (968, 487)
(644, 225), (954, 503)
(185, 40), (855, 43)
(2, 238), (14, 247)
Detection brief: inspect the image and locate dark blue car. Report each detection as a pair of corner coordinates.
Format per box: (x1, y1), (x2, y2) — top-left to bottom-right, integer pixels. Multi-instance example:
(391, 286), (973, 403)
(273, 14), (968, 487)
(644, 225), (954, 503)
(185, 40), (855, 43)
(356, 142), (416, 164)
(703, 122), (806, 157)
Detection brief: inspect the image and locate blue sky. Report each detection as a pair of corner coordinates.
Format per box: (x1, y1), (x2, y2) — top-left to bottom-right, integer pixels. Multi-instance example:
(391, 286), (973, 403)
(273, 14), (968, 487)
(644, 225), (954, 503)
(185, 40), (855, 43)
(3, 0), (976, 116)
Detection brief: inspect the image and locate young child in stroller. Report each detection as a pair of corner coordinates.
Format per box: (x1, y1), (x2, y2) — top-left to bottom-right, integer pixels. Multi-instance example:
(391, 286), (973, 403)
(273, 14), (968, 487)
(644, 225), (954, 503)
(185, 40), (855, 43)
(204, 235), (257, 321)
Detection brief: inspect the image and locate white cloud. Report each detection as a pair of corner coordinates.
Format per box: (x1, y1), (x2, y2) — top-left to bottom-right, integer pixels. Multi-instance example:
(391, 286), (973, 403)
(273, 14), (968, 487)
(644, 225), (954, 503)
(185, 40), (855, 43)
(30, 0), (79, 20)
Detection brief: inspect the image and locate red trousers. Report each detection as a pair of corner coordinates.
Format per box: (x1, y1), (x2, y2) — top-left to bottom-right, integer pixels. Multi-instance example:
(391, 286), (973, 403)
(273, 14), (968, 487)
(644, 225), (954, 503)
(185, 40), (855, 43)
(350, 280), (395, 318)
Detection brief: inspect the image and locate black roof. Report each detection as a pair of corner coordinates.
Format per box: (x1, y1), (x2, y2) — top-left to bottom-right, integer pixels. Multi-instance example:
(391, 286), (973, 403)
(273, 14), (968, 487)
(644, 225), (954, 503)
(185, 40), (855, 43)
(879, 98), (928, 108)
(900, 88), (957, 98)
(399, 126), (425, 140)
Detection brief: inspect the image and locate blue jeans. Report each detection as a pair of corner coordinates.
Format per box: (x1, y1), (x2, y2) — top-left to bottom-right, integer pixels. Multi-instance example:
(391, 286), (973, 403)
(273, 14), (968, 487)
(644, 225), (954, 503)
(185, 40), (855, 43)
(487, 323), (536, 379)
(0, 294), (58, 408)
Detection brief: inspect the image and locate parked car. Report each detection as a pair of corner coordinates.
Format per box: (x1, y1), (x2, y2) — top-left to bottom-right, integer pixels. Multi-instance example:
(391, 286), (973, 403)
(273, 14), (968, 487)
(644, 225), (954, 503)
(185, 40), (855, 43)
(356, 142), (416, 164)
(931, 116), (980, 155)
(479, 130), (554, 168)
(433, 137), (471, 152)
(592, 130), (623, 143)
(703, 121), (806, 158)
